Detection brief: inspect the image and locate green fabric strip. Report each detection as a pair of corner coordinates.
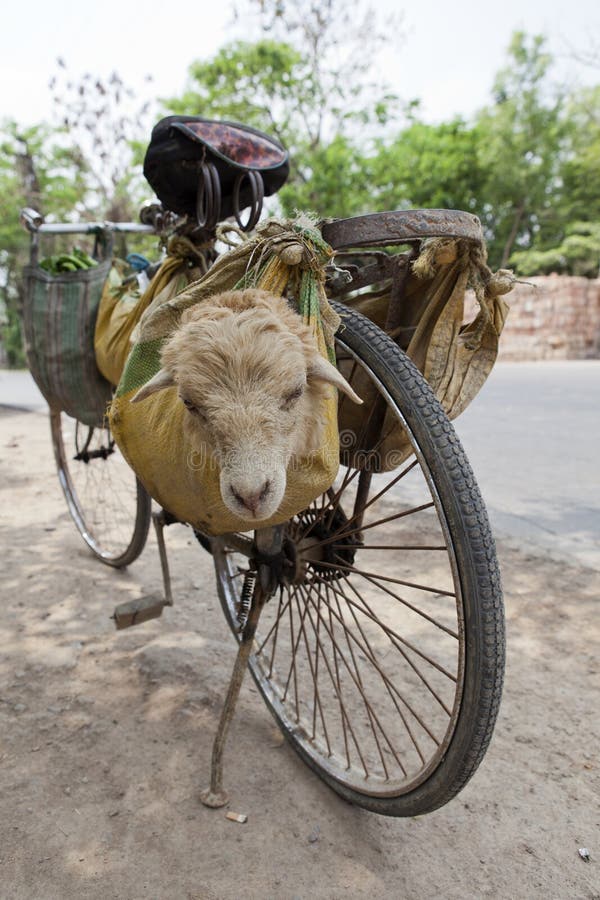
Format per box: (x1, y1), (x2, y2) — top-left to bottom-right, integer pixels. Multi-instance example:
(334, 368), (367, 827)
(116, 338), (165, 397)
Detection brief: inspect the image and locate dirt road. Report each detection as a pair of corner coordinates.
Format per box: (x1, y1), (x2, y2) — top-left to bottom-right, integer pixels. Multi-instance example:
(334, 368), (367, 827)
(1, 407), (598, 900)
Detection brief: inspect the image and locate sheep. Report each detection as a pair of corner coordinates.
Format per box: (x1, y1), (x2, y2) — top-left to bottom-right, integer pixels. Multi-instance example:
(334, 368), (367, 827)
(131, 288), (362, 522)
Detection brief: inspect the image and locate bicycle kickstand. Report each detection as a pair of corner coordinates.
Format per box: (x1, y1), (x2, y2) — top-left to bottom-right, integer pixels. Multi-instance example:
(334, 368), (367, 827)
(200, 526), (283, 808)
(112, 508), (175, 629)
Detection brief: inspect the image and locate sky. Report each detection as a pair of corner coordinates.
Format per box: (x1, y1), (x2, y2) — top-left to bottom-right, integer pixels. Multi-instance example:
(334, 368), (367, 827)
(0, 0), (598, 130)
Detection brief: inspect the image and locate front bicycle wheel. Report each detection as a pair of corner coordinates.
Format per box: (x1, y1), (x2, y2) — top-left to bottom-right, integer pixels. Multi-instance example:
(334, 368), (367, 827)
(212, 305), (504, 817)
(50, 409), (151, 567)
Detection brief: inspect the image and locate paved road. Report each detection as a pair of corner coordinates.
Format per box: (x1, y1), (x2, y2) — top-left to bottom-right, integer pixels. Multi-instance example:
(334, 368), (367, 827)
(0, 368), (46, 411)
(2, 363), (599, 570)
(453, 360), (600, 571)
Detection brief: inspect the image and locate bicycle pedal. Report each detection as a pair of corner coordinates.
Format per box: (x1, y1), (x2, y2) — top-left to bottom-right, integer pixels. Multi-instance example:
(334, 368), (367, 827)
(112, 595), (167, 629)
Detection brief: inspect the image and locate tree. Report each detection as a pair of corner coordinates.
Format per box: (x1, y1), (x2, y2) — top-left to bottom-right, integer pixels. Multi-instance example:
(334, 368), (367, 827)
(232, 0), (403, 143)
(49, 59), (153, 221)
(165, 0), (403, 219)
(0, 120), (89, 365)
(557, 85), (600, 226)
(168, 40), (304, 154)
(165, 38), (390, 219)
(0, 62), (156, 365)
(510, 222), (600, 277)
(369, 119), (484, 214)
(475, 32), (566, 267)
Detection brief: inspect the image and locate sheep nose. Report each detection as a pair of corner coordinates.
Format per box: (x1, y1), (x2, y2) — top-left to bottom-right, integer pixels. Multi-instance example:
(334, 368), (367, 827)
(230, 480), (271, 514)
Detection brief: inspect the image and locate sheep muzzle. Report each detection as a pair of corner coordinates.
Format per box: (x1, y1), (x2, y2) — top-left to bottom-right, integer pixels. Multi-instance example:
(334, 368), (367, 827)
(219, 453), (287, 521)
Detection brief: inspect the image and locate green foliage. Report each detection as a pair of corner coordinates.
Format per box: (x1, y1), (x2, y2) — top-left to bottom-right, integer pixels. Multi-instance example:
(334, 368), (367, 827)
(231, 0), (403, 140)
(163, 37), (399, 219)
(474, 32), (566, 266)
(510, 222), (600, 277)
(0, 121), (88, 244)
(163, 1), (402, 219)
(279, 135), (372, 218)
(167, 40), (306, 148)
(166, 26), (600, 277)
(370, 120), (483, 213)
(558, 86), (600, 225)
(0, 119), (91, 366)
(48, 62), (152, 221)
(0, 62), (154, 366)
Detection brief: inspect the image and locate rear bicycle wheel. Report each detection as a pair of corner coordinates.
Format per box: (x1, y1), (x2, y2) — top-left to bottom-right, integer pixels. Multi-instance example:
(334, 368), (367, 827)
(212, 305), (505, 817)
(50, 409), (151, 567)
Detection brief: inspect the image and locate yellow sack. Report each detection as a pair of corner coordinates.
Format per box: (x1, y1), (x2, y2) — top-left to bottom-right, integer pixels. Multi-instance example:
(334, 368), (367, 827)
(94, 240), (208, 386)
(338, 238), (513, 471)
(109, 219), (341, 535)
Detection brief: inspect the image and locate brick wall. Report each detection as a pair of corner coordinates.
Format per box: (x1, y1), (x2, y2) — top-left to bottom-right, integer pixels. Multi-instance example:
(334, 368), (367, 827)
(497, 275), (600, 361)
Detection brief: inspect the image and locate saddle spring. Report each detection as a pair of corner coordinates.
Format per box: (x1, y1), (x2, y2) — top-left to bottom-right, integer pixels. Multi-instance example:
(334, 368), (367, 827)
(196, 163), (264, 233)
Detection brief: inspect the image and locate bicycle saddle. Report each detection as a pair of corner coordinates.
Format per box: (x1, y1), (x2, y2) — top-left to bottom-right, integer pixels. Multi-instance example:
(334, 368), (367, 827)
(143, 115), (290, 231)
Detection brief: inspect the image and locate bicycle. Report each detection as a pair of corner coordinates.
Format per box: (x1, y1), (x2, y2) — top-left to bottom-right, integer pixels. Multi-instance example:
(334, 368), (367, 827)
(20, 127), (505, 818)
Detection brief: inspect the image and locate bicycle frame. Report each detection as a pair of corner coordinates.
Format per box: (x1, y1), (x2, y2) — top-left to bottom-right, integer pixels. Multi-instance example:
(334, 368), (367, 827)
(20, 207), (165, 266)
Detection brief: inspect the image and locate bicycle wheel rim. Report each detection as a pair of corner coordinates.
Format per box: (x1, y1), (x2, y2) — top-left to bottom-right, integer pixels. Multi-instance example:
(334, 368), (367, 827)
(51, 409), (151, 567)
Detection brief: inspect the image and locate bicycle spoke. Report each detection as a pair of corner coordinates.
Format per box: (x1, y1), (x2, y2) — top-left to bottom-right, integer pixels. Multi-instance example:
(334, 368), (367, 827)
(311, 587), (323, 741)
(320, 573), (455, 717)
(285, 589), (301, 720)
(315, 558), (456, 598)
(281, 584), (311, 719)
(255, 589), (293, 659)
(318, 576), (392, 775)
(267, 587), (285, 678)
(299, 583), (424, 767)
(301, 417), (405, 540)
(315, 560), (459, 640)
(296, 582), (372, 777)
(305, 501), (436, 550)
(55, 413), (146, 561)
(328, 578), (427, 764)
(324, 572), (458, 682)
(324, 580), (396, 778)
(330, 543), (447, 551)
(296, 589), (358, 776)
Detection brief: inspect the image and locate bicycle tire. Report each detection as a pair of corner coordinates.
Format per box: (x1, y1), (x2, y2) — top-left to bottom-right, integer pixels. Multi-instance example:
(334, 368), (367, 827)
(51, 409), (151, 568)
(212, 304), (505, 816)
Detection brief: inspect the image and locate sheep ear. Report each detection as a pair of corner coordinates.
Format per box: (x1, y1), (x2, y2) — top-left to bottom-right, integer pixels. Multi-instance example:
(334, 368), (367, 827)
(130, 369), (175, 403)
(307, 355), (363, 404)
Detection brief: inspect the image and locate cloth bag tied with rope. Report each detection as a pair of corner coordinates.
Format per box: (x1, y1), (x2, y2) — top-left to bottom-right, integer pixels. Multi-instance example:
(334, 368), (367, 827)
(108, 218), (341, 534)
(338, 237), (513, 472)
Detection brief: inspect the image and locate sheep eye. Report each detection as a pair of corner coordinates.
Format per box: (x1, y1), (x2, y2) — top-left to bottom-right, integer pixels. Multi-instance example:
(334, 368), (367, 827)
(181, 397), (205, 418)
(281, 385), (304, 409)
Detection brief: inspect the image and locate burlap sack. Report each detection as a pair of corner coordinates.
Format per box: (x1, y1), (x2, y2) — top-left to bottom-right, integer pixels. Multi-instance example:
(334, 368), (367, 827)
(338, 238), (512, 471)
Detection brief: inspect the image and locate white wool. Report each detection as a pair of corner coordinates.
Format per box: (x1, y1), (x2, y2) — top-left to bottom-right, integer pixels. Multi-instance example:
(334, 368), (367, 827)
(132, 288), (360, 521)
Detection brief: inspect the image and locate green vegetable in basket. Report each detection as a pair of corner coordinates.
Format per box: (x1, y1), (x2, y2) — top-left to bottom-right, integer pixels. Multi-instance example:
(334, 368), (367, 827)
(39, 246), (99, 275)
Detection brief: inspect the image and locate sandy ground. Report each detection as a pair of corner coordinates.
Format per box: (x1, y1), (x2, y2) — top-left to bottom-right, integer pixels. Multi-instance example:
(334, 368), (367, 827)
(1, 407), (598, 900)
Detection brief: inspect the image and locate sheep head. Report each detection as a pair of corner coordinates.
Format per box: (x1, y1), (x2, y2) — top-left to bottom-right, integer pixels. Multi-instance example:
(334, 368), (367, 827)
(131, 289), (361, 522)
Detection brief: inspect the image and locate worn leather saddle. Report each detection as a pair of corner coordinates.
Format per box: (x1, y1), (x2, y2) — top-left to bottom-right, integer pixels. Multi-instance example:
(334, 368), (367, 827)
(143, 115), (290, 231)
